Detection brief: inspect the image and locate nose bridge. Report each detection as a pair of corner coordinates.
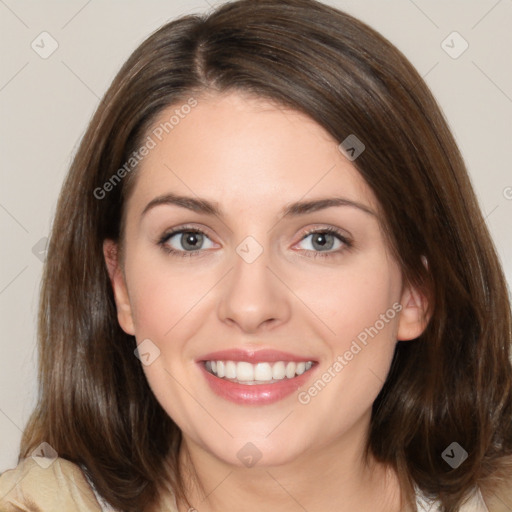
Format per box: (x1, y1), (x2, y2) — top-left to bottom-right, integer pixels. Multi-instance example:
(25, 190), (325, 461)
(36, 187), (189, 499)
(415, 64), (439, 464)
(217, 233), (290, 332)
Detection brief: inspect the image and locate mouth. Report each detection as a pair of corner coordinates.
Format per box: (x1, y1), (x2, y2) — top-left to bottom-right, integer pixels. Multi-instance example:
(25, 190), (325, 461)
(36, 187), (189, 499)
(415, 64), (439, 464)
(197, 349), (318, 405)
(203, 359), (315, 385)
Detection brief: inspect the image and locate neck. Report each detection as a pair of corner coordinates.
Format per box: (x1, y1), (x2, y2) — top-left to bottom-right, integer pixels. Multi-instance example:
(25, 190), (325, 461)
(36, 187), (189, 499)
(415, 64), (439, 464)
(173, 416), (403, 512)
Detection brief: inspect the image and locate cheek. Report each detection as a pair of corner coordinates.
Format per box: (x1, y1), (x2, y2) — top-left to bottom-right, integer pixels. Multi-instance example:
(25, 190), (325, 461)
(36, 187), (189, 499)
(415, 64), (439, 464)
(123, 251), (210, 427)
(292, 251), (402, 350)
(298, 254), (402, 415)
(125, 248), (209, 339)
(294, 269), (401, 442)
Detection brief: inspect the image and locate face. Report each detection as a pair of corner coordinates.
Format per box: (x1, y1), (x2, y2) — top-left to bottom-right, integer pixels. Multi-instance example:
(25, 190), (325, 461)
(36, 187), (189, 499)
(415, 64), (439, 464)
(104, 91), (427, 469)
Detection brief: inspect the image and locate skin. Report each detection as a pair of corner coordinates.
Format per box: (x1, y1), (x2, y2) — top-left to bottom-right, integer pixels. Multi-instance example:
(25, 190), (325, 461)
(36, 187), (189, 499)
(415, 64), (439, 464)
(104, 91), (429, 512)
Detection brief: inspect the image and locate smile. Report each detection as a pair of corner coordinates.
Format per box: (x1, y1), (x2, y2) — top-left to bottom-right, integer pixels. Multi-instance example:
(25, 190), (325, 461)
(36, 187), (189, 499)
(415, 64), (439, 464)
(204, 360), (314, 384)
(197, 349), (318, 405)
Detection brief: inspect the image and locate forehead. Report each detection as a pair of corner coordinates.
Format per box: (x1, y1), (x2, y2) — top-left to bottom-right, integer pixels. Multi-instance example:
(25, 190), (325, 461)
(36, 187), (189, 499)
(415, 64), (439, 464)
(125, 91), (378, 219)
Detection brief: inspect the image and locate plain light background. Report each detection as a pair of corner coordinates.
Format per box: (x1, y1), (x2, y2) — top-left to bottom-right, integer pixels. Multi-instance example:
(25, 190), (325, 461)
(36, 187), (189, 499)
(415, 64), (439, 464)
(1, 0), (511, 472)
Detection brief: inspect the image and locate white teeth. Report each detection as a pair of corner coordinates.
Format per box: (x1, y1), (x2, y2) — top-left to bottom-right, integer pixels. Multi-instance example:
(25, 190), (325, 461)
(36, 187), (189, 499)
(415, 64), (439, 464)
(254, 362), (273, 381)
(296, 362), (306, 375)
(236, 362), (254, 381)
(272, 361), (286, 380)
(205, 359), (315, 383)
(225, 361), (237, 379)
(285, 361), (296, 379)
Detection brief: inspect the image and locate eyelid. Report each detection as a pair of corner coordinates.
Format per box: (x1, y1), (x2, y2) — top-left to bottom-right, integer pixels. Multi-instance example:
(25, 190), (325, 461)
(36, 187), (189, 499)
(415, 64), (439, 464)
(157, 224), (218, 255)
(297, 224), (352, 241)
(158, 223), (216, 242)
(293, 225), (353, 255)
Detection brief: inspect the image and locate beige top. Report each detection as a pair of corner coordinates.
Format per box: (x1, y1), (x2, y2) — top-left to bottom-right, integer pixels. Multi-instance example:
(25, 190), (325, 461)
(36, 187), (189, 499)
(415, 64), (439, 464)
(0, 457), (178, 512)
(0, 456), (508, 511)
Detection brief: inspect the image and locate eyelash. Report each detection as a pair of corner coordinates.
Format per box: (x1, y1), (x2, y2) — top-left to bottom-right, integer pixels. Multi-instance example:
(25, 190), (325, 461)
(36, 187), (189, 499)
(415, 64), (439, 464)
(157, 225), (353, 259)
(297, 226), (353, 259)
(157, 226), (209, 258)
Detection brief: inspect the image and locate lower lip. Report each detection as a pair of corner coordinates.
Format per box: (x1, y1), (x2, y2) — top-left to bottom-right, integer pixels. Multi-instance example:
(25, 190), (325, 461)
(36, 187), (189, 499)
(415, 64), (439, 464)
(198, 362), (317, 405)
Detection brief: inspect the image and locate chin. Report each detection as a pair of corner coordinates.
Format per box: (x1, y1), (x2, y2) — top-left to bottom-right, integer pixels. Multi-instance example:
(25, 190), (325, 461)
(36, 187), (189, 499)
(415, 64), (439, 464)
(198, 432), (308, 469)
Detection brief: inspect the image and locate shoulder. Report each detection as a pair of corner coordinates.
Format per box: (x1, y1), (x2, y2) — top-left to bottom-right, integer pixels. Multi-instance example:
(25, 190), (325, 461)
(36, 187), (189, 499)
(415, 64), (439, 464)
(0, 456), (104, 511)
(481, 479), (512, 512)
(416, 483), (512, 512)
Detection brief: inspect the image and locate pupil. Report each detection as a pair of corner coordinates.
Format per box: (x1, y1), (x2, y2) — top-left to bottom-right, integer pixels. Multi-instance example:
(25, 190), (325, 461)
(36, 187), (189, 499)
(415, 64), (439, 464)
(183, 232), (202, 250)
(316, 234), (327, 246)
(313, 233), (333, 251)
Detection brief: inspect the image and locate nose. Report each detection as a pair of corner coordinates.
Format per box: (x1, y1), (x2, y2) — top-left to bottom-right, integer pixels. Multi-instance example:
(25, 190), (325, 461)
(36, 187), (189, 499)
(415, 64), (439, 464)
(217, 241), (292, 333)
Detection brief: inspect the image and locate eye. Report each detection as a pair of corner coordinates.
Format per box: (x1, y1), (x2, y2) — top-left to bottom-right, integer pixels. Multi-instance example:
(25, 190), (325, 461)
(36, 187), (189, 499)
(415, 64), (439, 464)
(295, 227), (352, 258)
(158, 226), (215, 257)
(157, 225), (352, 259)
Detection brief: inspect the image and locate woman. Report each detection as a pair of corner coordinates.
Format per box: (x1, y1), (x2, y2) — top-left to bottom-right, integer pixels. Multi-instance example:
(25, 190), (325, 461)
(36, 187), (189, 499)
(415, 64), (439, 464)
(1, 0), (511, 510)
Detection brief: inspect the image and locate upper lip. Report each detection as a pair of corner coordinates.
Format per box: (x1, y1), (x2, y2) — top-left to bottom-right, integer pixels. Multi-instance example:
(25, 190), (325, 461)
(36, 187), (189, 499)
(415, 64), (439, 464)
(198, 348), (317, 364)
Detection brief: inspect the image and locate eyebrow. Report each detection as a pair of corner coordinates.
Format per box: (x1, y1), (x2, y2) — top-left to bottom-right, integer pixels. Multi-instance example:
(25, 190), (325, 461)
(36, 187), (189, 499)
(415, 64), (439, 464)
(141, 192), (376, 220)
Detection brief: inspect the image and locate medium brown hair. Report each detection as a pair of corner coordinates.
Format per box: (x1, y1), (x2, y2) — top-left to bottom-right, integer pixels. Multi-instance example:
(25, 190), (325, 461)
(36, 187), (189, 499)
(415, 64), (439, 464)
(19, 0), (512, 510)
